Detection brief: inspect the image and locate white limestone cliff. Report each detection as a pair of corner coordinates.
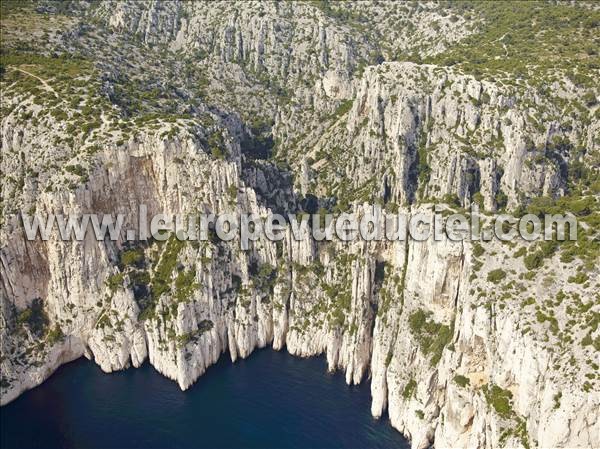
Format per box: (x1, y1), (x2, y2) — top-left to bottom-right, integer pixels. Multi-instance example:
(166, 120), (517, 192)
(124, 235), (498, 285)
(1, 2), (598, 449)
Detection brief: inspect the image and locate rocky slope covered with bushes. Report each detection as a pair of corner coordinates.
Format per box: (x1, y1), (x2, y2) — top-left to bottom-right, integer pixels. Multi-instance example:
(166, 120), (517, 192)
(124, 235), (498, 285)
(1, 2), (599, 448)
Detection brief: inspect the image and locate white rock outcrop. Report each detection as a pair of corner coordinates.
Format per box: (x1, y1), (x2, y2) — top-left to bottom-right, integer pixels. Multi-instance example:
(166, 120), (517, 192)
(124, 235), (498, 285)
(1, 2), (598, 449)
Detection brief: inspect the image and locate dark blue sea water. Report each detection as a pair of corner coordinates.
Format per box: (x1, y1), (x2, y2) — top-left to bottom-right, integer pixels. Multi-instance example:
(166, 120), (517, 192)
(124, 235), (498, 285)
(1, 349), (408, 449)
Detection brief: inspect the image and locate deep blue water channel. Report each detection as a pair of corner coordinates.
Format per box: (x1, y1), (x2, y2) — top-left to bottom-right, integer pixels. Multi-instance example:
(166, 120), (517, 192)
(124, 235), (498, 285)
(1, 349), (409, 449)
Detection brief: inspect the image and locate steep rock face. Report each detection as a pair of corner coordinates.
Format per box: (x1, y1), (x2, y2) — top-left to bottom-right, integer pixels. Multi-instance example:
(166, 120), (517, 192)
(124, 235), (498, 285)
(1, 2), (599, 449)
(95, 1), (366, 88)
(2, 114), (597, 448)
(85, 1), (598, 214)
(298, 62), (596, 211)
(93, 0), (474, 81)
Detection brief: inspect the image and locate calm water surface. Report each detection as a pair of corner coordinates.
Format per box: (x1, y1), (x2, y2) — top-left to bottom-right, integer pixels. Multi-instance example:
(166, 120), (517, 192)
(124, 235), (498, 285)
(1, 349), (408, 449)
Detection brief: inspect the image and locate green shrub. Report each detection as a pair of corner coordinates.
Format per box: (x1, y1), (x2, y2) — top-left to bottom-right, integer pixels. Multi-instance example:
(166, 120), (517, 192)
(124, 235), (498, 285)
(487, 269), (506, 284)
(64, 164), (85, 177)
(174, 270), (200, 302)
(120, 248), (144, 267)
(208, 131), (228, 159)
(176, 320), (214, 348)
(106, 273), (124, 293)
(539, 240), (558, 257)
(553, 392), (562, 409)
(442, 193), (461, 207)
(581, 333), (593, 346)
(17, 298), (48, 336)
(568, 272), (588, 284)
(130, 270), (150, 289)
(251, 262), (277, 294)
(524, 251), (544, 270)
(402, 379), (416, 399)
(331, 99), (353, 118)
(46, 325), (64, 345)
(495, 191), (508, 210)
(454, 375), (470, 387)
(513, 247), (527, 258)
(17, 309), (32, 326)
(536, 310), (559, 334)
(483, 384), (513, 418)
(226, 184), (238, 201)
(151, 236), (184, 300)
(423, 2), (600, 90)
(527, 197), (555, 217)
(473, 192), (485, 209)
(472, 242), (485, 258)
(211, 145), (227, 159)
(408, 309), (453, 365)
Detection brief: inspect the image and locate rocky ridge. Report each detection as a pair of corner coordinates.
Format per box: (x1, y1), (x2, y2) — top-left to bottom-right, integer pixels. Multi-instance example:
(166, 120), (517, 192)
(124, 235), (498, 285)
(1, 2), (599, 449)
